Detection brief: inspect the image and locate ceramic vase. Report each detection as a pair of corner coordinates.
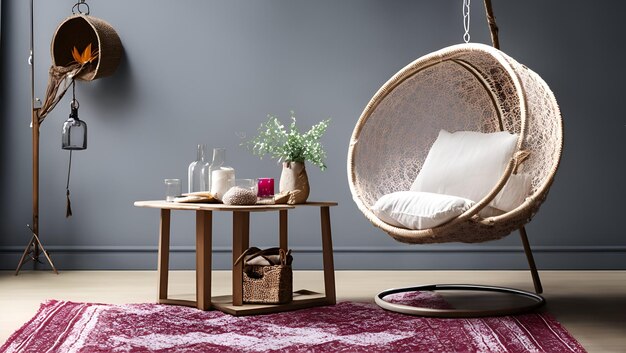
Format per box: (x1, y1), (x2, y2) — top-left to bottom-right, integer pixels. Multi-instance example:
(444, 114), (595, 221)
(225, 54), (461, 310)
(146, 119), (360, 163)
(279, 161), (310, 204)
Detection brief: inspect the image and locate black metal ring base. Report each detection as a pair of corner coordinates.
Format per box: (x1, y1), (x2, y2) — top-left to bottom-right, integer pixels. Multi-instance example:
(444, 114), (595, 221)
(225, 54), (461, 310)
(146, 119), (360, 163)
(375, 284), (545, 318)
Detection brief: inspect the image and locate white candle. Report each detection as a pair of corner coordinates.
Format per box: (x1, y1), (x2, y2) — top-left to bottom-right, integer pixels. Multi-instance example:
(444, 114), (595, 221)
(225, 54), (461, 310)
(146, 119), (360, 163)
(211, 168), (235, 200)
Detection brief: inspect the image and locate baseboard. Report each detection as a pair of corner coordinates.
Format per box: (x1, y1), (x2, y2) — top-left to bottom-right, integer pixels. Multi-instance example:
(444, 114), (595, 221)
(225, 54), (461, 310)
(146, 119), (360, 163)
(1, 245), (625, 270)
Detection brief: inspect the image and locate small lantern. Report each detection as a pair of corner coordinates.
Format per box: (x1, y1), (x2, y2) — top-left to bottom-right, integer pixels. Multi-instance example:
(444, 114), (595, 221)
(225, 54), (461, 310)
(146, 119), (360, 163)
(62, 99), (87, 150)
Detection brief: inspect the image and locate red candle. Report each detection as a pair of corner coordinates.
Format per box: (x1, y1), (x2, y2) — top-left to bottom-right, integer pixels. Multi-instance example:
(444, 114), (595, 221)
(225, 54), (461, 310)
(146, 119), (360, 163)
(257, 178), (275, 198)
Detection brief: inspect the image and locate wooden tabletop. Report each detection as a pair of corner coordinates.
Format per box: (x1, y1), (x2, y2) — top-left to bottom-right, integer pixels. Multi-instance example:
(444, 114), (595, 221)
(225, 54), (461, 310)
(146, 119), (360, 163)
(134, 200), (337, 212)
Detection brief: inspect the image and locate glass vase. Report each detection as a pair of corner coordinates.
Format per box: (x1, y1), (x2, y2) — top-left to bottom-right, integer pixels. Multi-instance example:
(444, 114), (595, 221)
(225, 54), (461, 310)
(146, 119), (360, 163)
(188, 144), (210, 193)
(207, 148), (236, 200)
(204, 148), (225, 194)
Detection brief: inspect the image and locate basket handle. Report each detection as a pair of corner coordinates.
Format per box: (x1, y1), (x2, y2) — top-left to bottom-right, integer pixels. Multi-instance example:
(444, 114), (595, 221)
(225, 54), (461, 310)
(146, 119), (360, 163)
(233, 247), (261, 266)
(234, 247), (289, 266)
(278, 249), (291, 266)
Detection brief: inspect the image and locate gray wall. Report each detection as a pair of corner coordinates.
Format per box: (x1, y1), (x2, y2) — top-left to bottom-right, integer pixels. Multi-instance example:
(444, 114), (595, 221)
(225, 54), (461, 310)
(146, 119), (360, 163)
(1, 0), (624, 271)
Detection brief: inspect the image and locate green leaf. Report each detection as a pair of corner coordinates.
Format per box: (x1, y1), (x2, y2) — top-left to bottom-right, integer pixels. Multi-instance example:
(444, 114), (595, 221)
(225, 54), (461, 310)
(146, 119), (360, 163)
(242, 112), (331, 170)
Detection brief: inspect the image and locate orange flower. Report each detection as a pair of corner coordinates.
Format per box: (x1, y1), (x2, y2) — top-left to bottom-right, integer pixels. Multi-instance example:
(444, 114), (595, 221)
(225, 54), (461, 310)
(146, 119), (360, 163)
(71, 43), (98, 64)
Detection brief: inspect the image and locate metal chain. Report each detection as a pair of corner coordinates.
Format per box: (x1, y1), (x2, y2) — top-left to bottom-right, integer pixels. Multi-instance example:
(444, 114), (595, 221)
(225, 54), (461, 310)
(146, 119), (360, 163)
(72, 0), (90, 15)
(463, 0), (471, 43)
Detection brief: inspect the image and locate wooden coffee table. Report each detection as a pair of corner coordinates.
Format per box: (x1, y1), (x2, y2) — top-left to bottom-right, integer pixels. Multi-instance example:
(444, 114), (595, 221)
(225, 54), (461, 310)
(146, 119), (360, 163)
(134, 200), (337, 315)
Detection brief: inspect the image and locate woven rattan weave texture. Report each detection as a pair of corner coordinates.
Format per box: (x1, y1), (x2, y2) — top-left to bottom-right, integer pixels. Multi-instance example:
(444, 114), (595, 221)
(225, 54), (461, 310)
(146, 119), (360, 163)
(348, 43), (562, 244)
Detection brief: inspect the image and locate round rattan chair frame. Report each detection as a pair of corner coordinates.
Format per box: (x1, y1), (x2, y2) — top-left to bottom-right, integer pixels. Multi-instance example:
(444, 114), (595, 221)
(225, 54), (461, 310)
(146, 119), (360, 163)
(347, 14), (562, 317)
(347, 43), (562, 245)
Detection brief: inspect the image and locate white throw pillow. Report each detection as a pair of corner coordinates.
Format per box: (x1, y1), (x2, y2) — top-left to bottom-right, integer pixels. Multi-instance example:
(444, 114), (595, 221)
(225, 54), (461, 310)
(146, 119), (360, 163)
(371, 191), (474, 230)
(491, 173), (532, 212)
(410, 130), (518, 204)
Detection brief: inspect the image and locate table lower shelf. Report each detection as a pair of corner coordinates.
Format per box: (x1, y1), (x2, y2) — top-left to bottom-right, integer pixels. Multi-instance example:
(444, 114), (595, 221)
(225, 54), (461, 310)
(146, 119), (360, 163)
(211, 289), (330, 316)
(157, 289), (332, 315)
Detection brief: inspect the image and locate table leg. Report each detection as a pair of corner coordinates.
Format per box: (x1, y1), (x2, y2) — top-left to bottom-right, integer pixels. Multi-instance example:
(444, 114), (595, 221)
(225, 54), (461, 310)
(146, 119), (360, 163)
(232, 211), (250, 306)
(158, 209), (171, 302)
(279, 210), (288, 251)
(320, 206), (336, 305)
(196, 210), (212, 310)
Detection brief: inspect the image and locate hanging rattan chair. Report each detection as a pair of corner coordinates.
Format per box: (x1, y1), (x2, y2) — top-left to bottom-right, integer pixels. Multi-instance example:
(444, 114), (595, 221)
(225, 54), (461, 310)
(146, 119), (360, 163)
(347, 41), (562, 317)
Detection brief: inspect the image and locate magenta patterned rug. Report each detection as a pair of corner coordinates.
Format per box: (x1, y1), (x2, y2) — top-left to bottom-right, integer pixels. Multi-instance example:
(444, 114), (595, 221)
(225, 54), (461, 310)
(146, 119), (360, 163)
(1, 293), (586, 353)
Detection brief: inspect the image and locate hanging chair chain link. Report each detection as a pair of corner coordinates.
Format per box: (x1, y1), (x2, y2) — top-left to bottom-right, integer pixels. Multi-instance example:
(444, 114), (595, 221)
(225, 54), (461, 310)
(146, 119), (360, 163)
(463, 0), (471, 43)
(72, 0), (90, 16)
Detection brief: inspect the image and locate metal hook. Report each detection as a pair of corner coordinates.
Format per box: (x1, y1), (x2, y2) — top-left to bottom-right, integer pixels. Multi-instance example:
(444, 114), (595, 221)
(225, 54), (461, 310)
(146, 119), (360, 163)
(72, 1), (90, 15)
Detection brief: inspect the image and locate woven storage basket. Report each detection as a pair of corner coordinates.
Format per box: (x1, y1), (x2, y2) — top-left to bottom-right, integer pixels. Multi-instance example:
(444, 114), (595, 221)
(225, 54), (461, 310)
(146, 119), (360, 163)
(51, 15), (122, 81)
(243, 264), (293, 304)
(236, 247), (293, 304)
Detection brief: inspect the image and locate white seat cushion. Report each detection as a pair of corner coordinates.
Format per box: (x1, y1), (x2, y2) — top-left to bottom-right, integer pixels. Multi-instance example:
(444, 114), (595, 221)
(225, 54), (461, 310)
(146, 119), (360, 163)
(410, 130), (518, 204)
(372, 191), (474, 230)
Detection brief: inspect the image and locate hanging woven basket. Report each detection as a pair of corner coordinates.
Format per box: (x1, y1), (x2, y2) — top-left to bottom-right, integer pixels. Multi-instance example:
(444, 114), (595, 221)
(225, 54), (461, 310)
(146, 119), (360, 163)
(51, 14), (122, 81)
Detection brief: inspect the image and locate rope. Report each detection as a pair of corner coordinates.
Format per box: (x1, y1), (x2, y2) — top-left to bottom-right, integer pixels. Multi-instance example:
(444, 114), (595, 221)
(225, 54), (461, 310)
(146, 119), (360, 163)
(65, 81), (76, 218)
(66, 151), (73, 218)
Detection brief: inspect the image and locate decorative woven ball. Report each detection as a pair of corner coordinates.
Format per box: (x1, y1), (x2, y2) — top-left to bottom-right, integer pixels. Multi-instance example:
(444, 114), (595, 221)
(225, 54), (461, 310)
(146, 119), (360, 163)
(222, 187), (257, 205)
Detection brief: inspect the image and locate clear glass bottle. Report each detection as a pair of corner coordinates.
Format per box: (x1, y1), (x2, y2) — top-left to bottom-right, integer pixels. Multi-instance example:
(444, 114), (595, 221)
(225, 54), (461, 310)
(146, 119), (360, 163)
(188, 144), (210, 193)
(206, 148), (236, 199)
(204, 148), (225, 194)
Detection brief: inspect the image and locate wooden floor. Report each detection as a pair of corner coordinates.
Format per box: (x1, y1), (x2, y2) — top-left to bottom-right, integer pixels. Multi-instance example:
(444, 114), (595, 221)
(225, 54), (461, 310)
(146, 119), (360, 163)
(1, 270), (624, 352)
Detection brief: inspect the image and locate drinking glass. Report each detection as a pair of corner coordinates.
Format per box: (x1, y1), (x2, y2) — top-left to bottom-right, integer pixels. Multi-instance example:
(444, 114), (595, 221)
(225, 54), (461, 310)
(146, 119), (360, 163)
(257, 178), (274, 198)
(164, 179), (181, 202)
